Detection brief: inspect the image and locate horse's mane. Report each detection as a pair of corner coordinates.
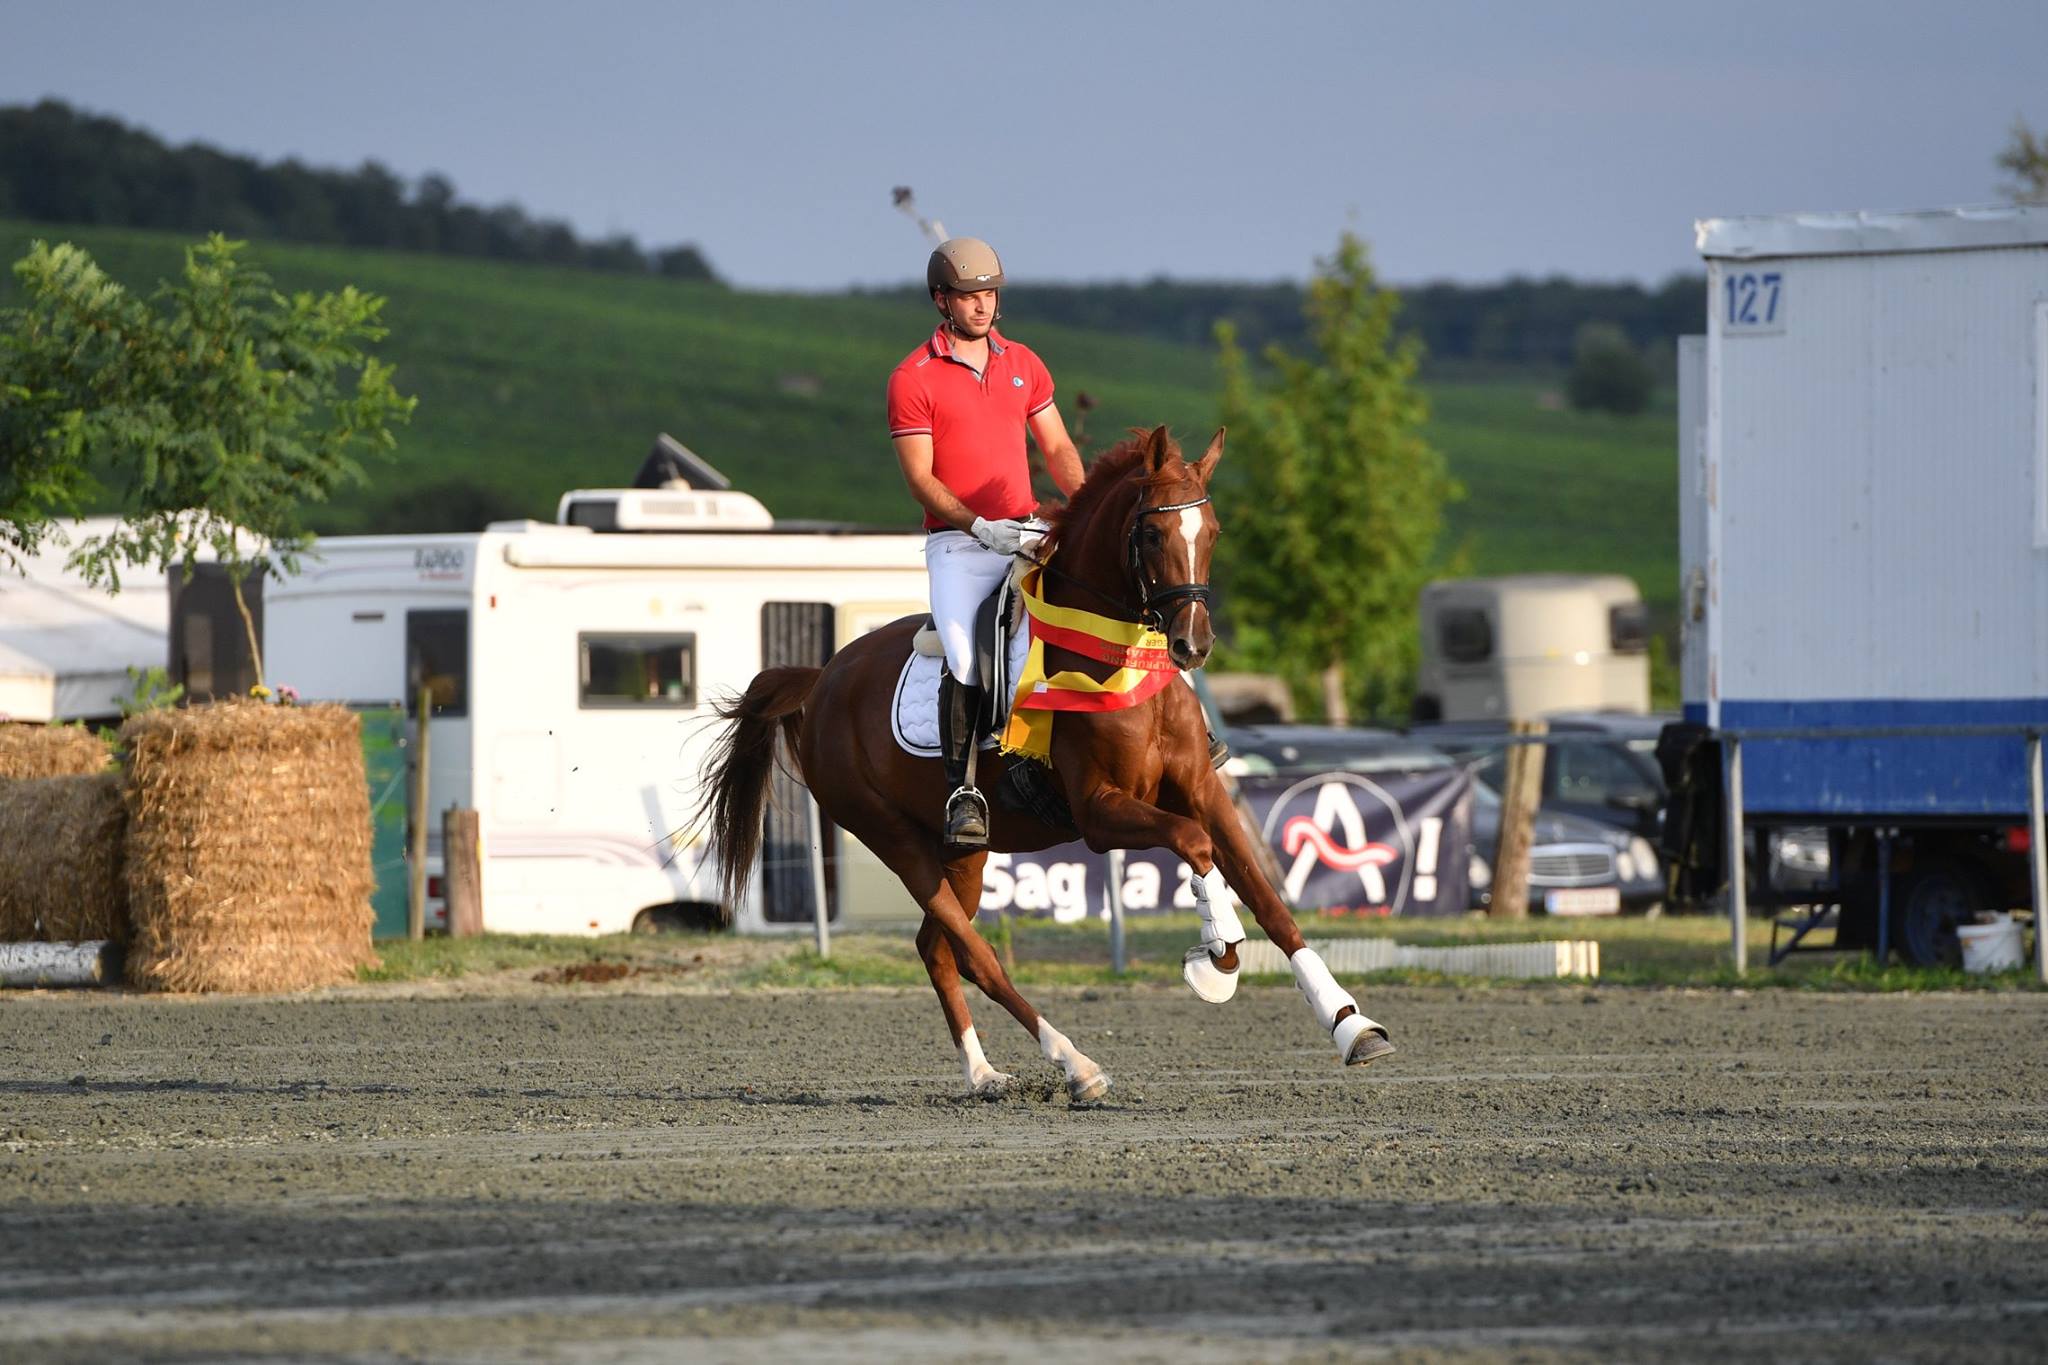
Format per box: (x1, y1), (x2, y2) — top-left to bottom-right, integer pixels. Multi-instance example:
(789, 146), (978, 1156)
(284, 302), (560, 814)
(1043, 430), (1178, 548)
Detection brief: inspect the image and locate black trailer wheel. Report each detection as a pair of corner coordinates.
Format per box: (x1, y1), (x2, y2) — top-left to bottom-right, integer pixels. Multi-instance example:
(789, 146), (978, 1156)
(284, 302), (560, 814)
(1889, 859), (1987, 968)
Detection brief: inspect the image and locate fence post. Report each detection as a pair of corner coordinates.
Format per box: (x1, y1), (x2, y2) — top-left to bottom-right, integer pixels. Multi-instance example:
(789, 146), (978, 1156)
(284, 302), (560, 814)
(1724, 734), (1746, 975)
(1490, 719), (1547, 918)
(2030, 732), (2046, 985)
(808, 797), (830, 960)
(407, 686), (431, 941)
(442, 807), (482, 937)
(1106, 848), (1127, 975)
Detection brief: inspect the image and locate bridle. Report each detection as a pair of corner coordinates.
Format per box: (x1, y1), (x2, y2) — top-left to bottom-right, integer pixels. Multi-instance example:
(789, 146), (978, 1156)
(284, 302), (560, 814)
(1026, 481), (1215, 633)
(1125, 493), (1213, 631)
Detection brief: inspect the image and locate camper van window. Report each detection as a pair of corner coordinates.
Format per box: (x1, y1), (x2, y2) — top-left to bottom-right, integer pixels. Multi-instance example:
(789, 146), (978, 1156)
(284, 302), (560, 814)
(405, 610), (469, 717)
(1608, 602), (1650, 655)
(1438, 609), (1493, 664)
(580, 633), (697, 708)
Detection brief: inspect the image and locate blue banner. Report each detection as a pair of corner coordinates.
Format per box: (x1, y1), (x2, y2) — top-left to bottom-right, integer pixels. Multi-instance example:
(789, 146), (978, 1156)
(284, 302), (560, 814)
(977, 768), (1472, 920)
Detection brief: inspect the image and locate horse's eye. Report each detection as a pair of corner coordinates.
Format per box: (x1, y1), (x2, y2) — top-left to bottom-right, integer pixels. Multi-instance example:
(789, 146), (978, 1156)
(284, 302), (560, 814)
(1143, 526), (1162, 547)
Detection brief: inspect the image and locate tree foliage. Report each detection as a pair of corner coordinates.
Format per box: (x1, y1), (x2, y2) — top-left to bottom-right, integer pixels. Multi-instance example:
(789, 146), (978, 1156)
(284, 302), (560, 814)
(1997, 117), (2048, 203)
(1566, 322), (1653, 416)
(1214, 232), (1461, 722)
(1, 234), (416, 674)
(0, 99), (720, 282)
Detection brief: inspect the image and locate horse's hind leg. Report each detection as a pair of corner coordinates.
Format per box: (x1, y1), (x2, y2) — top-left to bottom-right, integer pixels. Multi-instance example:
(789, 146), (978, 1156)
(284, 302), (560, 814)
(916, 915), (1013, 1097)
(870, 828), (1109, 1104)
(936, 851), (1109, 1104)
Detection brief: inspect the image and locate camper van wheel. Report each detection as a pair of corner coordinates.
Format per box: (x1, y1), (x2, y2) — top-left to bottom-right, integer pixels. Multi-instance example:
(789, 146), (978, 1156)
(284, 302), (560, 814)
(633, 902), (724, 935)
(1889, 858), (1986, 969)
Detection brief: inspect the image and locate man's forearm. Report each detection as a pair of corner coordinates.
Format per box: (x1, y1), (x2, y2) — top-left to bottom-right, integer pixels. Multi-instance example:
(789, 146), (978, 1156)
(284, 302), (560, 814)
(906, 472), (979, 533)
(1045, 440), (1085, 497)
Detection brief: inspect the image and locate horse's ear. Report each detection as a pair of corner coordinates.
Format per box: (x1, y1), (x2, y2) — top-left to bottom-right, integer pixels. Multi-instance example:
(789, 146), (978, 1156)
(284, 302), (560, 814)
(1144, 424), (1174, 473)
(1194, 427), (1225, 484)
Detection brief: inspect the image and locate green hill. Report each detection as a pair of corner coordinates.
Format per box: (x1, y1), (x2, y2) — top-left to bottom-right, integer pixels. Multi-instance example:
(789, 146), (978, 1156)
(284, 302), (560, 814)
(0, 219), (1679, 615)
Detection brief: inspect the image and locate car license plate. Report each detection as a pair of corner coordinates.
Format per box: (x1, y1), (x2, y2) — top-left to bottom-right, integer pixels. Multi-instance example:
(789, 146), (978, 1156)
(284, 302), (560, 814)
(1544, 887), (1621, 916)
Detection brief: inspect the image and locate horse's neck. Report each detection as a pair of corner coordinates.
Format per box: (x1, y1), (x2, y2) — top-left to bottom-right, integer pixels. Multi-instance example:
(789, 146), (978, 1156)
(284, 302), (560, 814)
(1046, 481), (1140, 619)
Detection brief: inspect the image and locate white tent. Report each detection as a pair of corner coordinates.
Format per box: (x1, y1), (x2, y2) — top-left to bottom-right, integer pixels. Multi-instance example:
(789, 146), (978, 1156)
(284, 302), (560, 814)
(0, 517), (269, 723)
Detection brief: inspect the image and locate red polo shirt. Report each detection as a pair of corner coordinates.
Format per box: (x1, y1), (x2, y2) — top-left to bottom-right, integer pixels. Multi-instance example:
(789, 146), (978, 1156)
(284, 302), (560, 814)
(886, 325), (1055, 531)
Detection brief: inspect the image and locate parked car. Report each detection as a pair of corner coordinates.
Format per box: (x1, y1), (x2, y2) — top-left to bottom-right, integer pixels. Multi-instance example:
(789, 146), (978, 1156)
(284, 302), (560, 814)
(1411, 715), (1671, 842)
(1218, 721), (1659, 916)
(1465, 779), (1664, 916)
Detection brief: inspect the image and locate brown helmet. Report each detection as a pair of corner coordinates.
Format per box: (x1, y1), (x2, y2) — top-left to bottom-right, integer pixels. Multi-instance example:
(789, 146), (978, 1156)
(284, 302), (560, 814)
(926, 237), (1004, 294)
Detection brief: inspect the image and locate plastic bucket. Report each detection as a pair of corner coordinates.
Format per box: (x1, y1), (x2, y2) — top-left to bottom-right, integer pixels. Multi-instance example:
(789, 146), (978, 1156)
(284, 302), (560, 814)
(1956, 915), (2025, 975)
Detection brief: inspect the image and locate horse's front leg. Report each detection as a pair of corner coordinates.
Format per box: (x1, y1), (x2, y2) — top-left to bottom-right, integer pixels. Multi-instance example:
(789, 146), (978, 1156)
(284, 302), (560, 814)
(1073, 787), (1251, 1003)
(1186, 773), (1395, 1067)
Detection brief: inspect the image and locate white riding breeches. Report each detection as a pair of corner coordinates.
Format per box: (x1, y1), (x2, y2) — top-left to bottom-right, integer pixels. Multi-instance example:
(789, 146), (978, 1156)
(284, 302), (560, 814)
(924, 530), (1013, 686)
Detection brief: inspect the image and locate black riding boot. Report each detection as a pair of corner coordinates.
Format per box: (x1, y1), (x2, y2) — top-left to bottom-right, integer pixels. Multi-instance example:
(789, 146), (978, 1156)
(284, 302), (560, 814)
(939, 671), (989, 849)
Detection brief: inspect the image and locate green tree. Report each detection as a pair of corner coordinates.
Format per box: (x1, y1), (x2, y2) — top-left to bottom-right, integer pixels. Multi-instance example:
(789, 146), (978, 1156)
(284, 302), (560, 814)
(1214, 231), (1461, 722)
(1566, 322), (1652, 416)
(1997, 117), (2048, 202)
(0, 234), (416, 681)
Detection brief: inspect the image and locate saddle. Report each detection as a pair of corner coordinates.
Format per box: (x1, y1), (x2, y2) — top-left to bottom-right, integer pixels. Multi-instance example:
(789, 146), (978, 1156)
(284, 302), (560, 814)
(895, 570), (1075, 833)
(910, 570), (1019, 737)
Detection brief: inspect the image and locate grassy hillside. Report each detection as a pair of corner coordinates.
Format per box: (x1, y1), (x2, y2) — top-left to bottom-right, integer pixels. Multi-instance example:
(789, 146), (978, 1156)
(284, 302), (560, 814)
(0, 220), (1679, 613)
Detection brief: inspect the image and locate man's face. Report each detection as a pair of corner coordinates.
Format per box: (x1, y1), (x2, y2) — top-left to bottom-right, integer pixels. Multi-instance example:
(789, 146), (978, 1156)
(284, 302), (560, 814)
(936, 287), (997, 338)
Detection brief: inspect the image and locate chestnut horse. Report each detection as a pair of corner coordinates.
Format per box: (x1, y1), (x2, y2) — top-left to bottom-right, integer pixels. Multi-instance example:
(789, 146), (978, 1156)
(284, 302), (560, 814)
(696, 426), (1393, 1102)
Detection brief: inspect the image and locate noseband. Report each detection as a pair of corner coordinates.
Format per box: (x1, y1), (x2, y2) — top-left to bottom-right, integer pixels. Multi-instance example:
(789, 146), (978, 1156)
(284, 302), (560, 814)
(1126, 494), (1214, 631)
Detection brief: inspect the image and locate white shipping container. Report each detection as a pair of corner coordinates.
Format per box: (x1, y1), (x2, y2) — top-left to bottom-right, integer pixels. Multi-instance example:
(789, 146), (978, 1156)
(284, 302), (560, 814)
(1681, 204), (2048, 817)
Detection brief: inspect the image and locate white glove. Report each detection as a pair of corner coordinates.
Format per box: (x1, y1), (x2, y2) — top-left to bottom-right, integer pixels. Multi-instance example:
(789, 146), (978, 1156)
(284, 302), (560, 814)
(970, 516), (1026, 555)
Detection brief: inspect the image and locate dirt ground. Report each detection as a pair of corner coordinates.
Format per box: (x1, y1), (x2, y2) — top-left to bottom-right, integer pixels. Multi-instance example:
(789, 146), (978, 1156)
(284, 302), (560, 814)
(3, 976), (2046, 1363)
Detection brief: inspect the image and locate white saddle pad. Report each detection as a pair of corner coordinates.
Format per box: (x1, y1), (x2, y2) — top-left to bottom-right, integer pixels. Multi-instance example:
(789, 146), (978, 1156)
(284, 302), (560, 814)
(891, 625), (1034, 758)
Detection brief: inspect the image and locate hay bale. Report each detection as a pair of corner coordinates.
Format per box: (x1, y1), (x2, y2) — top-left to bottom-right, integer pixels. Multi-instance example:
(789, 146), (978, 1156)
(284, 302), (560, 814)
(122, 701), (376, 992)
(0, 773), (127, 942)
(0, 723), (112, 778)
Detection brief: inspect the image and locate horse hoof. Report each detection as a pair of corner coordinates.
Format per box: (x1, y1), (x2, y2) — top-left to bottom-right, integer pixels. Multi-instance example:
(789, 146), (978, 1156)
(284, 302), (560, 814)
(1182, 946), (1240, 1004)
(1335, 1013), (1394, 1067)
(970, 1071), (1017, 1100)
(1067, 1070), (1112, 1106)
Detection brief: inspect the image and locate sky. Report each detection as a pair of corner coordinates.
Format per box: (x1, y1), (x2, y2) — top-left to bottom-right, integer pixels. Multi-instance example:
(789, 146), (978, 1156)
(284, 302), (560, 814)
(2, 0), (2042, 291)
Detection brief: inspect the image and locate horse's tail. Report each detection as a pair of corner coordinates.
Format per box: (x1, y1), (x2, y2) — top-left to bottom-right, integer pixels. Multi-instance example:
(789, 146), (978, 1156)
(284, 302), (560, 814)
(694, 666), (822, 917)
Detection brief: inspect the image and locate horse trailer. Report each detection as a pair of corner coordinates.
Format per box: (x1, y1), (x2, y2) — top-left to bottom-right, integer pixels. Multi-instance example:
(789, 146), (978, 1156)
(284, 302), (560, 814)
(259, 482), (930, 936)
(1667, 203), (2048, 965)
(1413, 574), (1650, 723)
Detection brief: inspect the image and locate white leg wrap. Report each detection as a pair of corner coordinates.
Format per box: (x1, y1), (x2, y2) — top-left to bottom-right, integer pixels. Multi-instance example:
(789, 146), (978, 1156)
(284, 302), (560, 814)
(1191, 865), (1246, 951)
(1183, 865), (1247, 1004)
(957, 1026), (1010, 1094)
(1037, 1017), (1109, 1103)
(1291, 948), (1389, 1063)
(1289, 947), (1358, 1035)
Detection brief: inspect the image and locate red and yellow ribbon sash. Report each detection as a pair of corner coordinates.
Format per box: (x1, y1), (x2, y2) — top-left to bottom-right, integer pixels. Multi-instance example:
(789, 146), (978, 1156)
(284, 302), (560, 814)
(1000, 564), (1179, 763)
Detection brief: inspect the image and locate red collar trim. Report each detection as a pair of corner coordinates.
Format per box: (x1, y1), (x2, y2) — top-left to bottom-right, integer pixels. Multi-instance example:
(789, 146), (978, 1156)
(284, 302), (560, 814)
(927, 325), (1006, 360)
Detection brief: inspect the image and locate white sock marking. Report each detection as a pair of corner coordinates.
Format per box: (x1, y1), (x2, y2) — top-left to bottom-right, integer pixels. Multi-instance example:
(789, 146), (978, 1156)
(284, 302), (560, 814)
(958, 1026), (996, 1090)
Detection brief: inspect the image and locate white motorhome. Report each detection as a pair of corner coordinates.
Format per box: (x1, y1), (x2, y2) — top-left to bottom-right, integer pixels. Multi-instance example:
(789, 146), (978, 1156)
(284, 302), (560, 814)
(262, 477), (929, 936)
(1413, 574), (1650, 722)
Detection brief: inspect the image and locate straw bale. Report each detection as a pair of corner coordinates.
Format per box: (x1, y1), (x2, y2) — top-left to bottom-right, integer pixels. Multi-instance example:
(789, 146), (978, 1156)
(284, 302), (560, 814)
(0, 723), (112, 779)
(121, 701), (376, 992)
(0, 773), (127, 942)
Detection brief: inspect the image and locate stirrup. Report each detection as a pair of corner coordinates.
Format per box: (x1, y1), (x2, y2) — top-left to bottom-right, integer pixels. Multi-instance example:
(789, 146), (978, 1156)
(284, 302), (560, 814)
(1208, 733), (1231, 769)
(944, 785), (989, 849)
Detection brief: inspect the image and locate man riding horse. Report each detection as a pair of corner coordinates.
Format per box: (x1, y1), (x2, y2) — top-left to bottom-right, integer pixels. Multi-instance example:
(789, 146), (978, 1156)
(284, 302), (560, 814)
(886, 236), (1084, 848)
(692, 242), (1395, 1105)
